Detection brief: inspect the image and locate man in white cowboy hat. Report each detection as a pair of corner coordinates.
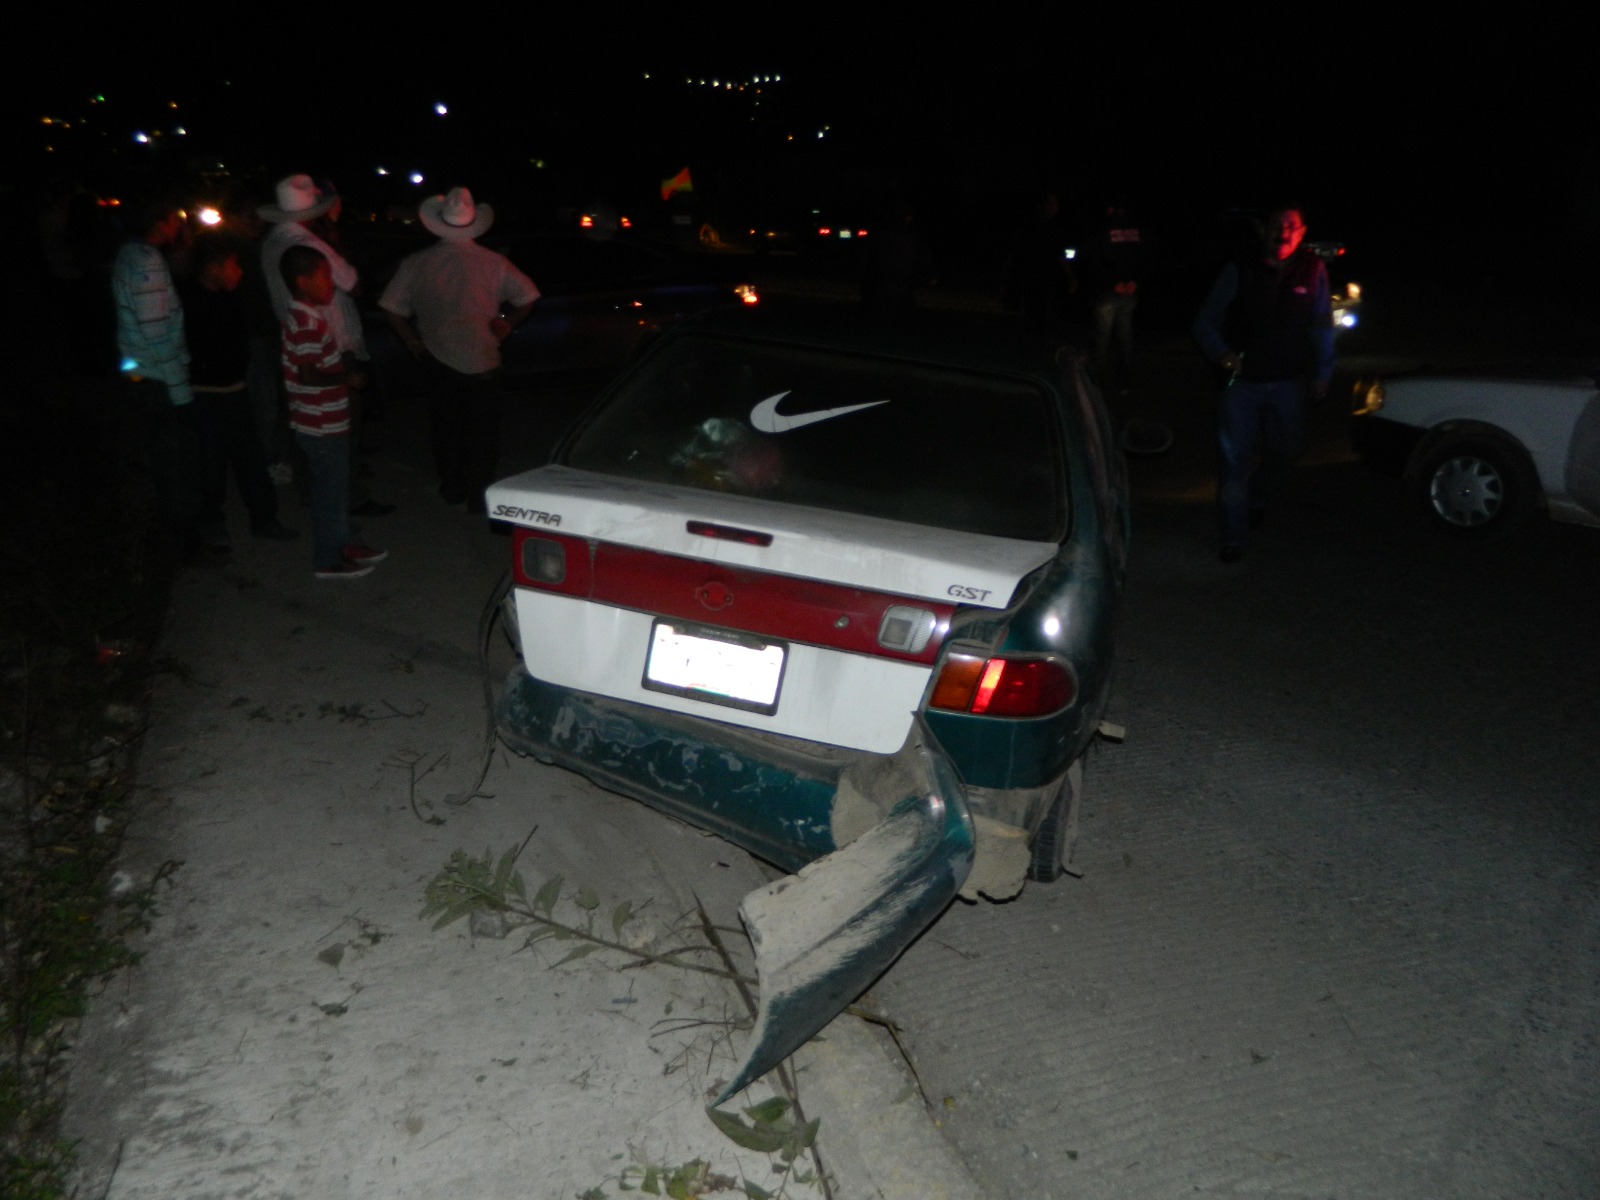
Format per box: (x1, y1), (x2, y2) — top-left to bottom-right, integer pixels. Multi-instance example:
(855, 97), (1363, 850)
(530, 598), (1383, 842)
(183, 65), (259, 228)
(379, 186), (538, 514)
(258, 174), (392, 516)
(259, 175), (351, 332)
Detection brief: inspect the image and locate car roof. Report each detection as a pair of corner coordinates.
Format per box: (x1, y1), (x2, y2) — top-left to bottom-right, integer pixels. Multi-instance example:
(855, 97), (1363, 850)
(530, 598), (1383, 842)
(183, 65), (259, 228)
(668, 305), (1083, 388)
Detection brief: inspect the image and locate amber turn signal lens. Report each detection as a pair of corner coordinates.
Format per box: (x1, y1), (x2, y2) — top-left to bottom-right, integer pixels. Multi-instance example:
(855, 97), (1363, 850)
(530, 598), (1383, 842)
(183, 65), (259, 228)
(930, 654), (986, 711)
(931, 655), (1075, 716)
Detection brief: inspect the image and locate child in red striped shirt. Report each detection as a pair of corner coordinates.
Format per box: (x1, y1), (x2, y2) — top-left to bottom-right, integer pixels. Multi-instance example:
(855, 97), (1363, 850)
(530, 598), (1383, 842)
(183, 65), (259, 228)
(279, 246), (387, 579)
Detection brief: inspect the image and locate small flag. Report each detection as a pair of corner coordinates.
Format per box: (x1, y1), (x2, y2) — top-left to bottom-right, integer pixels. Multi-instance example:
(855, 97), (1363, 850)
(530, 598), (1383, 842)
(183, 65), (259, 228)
(660, 167), (694, 202)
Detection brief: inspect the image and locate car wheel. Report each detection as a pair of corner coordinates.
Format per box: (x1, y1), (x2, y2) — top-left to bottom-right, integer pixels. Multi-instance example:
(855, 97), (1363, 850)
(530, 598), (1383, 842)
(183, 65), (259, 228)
(1419, 435), (1537, 536)
(1027, 759), (1083, 883)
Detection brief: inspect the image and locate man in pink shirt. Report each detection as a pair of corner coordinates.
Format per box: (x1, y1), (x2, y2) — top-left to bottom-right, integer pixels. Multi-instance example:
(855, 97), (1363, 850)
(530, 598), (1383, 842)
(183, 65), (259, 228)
(380, 187), (538, 514)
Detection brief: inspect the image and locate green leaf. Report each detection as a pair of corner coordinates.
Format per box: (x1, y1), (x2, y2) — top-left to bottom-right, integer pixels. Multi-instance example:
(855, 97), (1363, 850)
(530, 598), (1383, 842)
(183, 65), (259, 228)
(533, 875), (563, 916)
(510, 870), (528, 901)
(742, 1182), (773, 1200)
(430, 900), (481, 930)
(575, 885), (600, 911)
(521, 927), (559, 948)
(552, 944), (601, 967)
(793, 1115), (820, 1152)
(492, 845), (518, 895)
(611, 900), (634, 936)
(641, 1165), (660, 1194)
(744, 1096), (792, 1125)
(706, 1106), (790, 1153)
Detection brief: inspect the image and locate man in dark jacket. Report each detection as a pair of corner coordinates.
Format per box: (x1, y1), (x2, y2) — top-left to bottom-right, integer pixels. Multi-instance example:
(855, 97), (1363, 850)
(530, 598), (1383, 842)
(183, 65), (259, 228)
(1081, 200), (1149, 395)
(1193, 206), (1334, 563)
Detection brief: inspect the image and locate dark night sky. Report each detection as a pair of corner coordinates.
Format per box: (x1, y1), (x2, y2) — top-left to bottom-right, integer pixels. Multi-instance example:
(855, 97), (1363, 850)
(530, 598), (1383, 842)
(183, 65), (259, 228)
(10, 19), (1597, 278)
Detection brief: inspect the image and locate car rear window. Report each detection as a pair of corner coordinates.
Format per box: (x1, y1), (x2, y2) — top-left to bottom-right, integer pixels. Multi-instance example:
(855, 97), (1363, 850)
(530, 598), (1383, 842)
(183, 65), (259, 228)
(563, 335), (1066, 541)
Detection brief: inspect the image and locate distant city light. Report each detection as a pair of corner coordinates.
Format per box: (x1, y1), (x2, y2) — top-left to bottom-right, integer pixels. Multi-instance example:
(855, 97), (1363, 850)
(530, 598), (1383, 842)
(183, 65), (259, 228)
(197, 207), (222, 226)
(434, 102), (448, 116)
(408, 172), (424, 185)
(174, 126), (187, 136)
(376, 166), (389, 175)
(133, 132), (150, 144)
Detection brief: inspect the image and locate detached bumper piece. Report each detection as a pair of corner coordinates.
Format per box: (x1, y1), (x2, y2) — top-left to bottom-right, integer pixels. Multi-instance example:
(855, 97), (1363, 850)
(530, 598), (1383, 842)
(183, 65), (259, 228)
(496, 671), (975, 1105)
(717, 728), (973, 1103)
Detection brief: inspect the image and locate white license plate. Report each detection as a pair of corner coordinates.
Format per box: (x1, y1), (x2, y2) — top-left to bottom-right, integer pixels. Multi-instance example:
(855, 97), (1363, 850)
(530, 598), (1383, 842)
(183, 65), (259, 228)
(642, 621), (786, 715)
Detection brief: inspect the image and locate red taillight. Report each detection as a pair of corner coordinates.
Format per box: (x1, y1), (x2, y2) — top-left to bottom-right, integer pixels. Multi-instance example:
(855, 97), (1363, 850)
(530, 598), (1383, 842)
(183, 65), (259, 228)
(930, 654), (1075, 716)
(817, 226), (833, 237)
(579, 214), (594, 228)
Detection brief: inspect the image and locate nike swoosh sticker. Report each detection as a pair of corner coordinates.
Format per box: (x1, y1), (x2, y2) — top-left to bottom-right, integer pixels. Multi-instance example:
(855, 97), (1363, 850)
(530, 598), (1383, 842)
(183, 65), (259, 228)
(749, 391), (890, 434)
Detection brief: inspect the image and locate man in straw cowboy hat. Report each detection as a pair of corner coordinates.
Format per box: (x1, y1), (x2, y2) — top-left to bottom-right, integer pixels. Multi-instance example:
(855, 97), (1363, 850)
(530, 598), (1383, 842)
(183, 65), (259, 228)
(259, 174), (393, 516)
(379, 187), (538, 514)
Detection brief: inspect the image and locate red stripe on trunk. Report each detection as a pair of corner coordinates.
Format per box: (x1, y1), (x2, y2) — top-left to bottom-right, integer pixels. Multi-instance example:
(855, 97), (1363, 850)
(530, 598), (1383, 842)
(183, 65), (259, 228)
(511, 528), (953, 663)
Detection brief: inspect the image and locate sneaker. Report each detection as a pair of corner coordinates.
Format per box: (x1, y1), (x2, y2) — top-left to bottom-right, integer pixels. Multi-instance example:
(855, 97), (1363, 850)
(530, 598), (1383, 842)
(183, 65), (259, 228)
(267, 461), (294, 485)
(251, 520), (300, 541)
(315, 561), (374, 580)
(342, 542), (389, 565)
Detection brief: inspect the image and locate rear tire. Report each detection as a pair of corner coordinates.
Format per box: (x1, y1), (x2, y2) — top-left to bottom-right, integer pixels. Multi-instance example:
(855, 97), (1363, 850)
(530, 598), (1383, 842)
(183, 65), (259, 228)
(1027, 759), (1083, 883)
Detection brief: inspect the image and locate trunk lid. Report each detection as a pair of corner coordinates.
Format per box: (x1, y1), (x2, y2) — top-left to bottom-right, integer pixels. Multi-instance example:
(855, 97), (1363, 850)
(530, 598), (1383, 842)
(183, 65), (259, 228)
(488, 464), (1059, 610)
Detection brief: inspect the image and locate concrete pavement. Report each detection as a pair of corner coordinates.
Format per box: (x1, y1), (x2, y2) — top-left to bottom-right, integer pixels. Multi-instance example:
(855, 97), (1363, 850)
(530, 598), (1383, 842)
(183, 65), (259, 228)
(63, 398), (983, 1200)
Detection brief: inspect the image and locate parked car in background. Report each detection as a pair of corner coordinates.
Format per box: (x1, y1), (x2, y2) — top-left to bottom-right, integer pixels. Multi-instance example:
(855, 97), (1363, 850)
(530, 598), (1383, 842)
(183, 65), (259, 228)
(365, 233), (757, 394)
(1351, 369), (1600, 535)
(487, 308), (1128, 1102)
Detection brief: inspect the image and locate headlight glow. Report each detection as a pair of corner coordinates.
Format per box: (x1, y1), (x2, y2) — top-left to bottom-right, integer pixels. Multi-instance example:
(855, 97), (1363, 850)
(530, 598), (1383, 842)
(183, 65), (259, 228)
(1352, 379), (1385, 416)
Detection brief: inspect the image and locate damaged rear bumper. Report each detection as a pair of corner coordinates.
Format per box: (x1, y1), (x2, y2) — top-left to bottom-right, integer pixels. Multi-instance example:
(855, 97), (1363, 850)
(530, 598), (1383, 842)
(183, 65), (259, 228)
(495, 668), (975, 1102)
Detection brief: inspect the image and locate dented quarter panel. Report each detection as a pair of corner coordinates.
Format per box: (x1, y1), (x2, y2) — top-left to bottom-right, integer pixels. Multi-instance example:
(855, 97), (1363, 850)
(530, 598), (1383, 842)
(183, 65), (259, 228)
(926, 539), (1119, 792)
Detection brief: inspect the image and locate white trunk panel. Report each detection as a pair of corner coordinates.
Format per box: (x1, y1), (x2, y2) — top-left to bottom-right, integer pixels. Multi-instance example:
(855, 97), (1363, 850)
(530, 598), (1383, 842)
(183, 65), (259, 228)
(512, 589), (932, 754)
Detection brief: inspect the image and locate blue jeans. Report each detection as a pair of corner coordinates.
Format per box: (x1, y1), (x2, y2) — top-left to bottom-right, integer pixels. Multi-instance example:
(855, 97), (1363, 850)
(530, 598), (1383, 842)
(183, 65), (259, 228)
(295, 431), (353, 569)
(1216, 378), (1306, 547)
